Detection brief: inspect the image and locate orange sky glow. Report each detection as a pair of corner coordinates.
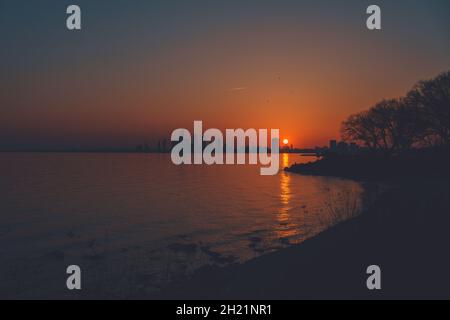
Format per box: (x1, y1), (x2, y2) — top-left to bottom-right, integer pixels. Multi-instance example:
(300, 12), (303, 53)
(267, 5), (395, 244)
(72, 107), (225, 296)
(1, 1), (450, 150)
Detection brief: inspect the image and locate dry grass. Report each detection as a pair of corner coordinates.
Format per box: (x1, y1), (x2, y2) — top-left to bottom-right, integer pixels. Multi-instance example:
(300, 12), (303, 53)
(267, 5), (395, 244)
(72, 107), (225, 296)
(320, 186), (362, 227)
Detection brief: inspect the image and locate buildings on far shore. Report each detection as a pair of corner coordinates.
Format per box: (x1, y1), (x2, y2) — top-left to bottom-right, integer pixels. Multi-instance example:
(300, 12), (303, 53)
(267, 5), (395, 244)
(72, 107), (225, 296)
(282, 140), (363, 156)
(137, 138), (364, 155)
(326, 140), (361, 155)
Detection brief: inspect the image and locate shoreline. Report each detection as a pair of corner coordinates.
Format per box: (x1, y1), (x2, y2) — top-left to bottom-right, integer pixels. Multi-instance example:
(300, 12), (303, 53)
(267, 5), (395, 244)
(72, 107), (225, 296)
(158, 177), (450, 299)
(285, 151), (450, 182)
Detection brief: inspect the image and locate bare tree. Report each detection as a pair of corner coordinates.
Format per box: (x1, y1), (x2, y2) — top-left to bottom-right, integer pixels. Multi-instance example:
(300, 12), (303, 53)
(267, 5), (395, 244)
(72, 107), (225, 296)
(341, 99), (423, 153)
(407, 71), (450, 147)
(341, 111), (379, 150)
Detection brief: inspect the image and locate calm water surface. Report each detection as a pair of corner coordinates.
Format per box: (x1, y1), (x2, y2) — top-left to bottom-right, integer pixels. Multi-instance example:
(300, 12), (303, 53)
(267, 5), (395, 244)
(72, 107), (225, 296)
(0, 153), (364, 298)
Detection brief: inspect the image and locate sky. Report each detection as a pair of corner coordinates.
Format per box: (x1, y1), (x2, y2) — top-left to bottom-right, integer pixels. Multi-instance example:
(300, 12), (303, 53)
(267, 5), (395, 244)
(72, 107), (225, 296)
(1, 0), (450, 150)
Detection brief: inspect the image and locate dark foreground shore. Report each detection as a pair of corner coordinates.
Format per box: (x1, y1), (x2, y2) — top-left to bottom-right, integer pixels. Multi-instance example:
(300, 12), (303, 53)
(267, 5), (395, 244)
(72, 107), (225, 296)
(286, 151), (450, 181)
(158, 178), (450, 299)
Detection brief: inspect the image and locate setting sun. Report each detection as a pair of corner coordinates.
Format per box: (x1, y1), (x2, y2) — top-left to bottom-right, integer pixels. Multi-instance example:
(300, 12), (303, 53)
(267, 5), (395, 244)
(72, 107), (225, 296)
(283, 139), (289, 145)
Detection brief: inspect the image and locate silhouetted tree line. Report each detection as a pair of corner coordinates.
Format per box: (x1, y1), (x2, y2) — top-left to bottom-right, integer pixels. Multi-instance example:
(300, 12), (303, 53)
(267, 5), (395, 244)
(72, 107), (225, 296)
(341, 70), (450, 154)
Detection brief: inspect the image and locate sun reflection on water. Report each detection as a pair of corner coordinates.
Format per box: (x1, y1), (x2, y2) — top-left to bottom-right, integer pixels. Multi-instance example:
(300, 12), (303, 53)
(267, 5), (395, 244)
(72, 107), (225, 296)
(275, 154), (300, 241)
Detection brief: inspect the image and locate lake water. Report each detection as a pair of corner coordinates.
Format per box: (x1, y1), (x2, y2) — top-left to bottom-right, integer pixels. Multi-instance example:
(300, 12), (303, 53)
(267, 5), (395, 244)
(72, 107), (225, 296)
(0, 153), (364, 298)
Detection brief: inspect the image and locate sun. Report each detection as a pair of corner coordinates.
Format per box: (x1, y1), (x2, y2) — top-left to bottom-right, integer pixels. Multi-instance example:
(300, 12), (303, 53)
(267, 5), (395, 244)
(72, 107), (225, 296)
(283, 139), (289, 145)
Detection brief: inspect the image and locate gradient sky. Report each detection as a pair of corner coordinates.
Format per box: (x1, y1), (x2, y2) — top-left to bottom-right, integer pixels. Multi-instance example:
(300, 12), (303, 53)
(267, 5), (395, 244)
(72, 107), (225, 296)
(1, 0), (450, 150)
